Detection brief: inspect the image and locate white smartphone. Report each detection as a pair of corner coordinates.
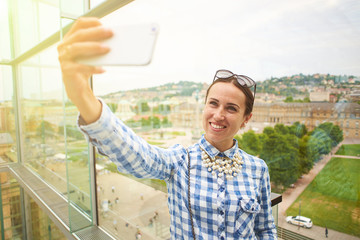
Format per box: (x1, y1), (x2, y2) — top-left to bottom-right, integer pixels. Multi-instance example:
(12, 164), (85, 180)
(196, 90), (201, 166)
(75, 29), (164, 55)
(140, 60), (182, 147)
(78, 23), (159, 66)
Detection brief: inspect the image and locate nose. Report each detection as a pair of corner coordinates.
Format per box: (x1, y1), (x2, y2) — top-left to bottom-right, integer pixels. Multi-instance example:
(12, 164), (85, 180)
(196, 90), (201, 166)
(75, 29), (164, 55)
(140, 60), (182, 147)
(213, 108), (225, 121)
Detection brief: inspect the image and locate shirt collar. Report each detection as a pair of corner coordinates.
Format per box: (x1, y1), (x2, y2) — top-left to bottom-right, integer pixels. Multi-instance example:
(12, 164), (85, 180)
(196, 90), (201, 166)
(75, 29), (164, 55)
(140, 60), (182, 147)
(199, 135), (239, 159)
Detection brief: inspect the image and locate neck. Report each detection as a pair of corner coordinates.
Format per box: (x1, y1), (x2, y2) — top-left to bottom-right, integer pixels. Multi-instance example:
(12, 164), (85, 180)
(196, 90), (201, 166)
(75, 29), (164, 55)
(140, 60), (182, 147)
(204, 135), (235, 152)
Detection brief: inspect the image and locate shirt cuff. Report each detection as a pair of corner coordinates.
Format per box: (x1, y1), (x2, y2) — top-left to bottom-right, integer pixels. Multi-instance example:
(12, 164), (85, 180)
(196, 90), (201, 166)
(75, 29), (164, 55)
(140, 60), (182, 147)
(77, 98), (110, 137)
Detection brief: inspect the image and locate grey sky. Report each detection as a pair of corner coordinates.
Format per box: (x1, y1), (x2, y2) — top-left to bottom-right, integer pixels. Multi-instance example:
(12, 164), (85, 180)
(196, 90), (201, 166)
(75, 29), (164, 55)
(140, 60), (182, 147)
(91, 0), (360, 95)
(2, 0), (358, 100)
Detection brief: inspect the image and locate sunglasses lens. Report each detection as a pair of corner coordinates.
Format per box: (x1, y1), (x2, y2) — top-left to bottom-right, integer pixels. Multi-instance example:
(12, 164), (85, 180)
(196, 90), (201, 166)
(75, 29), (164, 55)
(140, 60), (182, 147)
(238, 76), (255, 87)
(237, 78), (246, 86)
(216, 70), (233, 79)
(213, 70), (256, 99)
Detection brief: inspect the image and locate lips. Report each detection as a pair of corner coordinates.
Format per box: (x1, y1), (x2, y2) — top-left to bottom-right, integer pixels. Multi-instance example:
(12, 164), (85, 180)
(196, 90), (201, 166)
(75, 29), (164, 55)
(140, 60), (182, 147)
(210, 122), (226, 129)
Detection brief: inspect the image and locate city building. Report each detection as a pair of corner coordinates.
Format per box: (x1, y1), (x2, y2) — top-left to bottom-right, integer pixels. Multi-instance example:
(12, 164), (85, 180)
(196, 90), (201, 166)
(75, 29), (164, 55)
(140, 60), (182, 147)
(252, 102), (360, 139)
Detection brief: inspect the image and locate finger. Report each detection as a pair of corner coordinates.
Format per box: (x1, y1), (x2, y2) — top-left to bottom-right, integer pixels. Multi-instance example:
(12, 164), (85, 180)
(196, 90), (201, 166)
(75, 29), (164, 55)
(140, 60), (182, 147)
(66, 17), (102, 37)
(64, 26), (113, 45)
(59, 42), (110, 61)
(61, 61), (105, 77)
(74, 42), (111, 60)
(75, 64), (105, 75)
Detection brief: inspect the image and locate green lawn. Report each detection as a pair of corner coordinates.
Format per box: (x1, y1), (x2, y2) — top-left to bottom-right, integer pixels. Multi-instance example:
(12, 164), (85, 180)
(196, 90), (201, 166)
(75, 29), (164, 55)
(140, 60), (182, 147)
(335, 144), (360, 156)
(286, 157), (360, 237)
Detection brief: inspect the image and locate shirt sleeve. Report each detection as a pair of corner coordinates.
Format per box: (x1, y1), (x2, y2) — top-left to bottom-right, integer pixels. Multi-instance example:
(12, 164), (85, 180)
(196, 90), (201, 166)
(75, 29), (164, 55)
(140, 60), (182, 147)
(77, 98), (186, 181)
(254, 163), (278, 239)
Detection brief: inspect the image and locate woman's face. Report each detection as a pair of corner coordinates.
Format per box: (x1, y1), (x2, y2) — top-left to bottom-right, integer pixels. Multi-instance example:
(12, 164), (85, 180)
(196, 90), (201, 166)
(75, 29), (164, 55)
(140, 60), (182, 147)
(202, 82), (252, 152)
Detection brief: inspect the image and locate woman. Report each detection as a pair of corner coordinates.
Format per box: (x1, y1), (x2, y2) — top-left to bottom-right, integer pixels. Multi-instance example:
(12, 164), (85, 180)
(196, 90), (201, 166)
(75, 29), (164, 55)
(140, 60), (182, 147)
(58, 17), (277, 239)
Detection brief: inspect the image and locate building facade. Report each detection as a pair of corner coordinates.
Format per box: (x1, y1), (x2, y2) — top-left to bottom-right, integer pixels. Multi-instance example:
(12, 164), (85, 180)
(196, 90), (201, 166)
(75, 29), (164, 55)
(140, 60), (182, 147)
(252, 102), (360, 138)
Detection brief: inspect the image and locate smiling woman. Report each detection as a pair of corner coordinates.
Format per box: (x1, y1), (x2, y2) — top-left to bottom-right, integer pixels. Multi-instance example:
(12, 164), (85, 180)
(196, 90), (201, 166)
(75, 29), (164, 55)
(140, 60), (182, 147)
(58, 17), (276, 236)
(2, 0), (359, 239)
(203, 82), (251, 151)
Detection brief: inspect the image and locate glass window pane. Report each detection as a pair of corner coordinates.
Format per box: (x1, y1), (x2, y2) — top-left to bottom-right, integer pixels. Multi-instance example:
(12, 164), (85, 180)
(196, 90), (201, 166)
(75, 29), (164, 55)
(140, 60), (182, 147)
(19, 43), (93, 230)
(0, 171), (67, 240)
(0, 172), (23, 239)
(10, 0), (60, 58)
(60, 0), (86, 17)
(26, 192), (67, 239)
(0, 1), (11, 60)
(0, 66), (16, 164)
(64, 100), (93, 230)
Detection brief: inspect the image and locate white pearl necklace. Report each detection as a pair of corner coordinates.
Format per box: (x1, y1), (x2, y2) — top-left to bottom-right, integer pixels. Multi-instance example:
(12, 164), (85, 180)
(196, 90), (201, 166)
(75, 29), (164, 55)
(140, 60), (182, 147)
(201, 149), (244, 180)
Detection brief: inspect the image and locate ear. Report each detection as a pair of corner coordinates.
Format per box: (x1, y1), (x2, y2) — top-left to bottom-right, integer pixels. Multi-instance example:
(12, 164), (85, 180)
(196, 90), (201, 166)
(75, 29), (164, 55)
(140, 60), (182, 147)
(240, 113), (252, 129)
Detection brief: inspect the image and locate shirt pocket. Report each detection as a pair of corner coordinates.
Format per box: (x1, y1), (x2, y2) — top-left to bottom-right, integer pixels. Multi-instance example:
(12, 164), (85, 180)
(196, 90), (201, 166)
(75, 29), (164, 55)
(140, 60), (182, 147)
(235, 197), (261, 238)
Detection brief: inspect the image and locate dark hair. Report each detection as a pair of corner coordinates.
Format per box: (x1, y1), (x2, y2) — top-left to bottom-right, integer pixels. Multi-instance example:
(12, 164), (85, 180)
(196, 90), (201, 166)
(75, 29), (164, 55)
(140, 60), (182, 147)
(205, 77), (255, 116)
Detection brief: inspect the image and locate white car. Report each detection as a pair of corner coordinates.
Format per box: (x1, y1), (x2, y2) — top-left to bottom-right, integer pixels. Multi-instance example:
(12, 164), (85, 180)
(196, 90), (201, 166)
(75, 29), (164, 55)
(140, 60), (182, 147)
(286, 215), (313, 228)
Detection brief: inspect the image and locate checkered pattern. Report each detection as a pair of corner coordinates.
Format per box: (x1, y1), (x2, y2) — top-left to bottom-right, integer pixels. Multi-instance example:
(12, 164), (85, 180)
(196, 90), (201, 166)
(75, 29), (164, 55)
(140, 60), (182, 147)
(79, 99), (277, 240)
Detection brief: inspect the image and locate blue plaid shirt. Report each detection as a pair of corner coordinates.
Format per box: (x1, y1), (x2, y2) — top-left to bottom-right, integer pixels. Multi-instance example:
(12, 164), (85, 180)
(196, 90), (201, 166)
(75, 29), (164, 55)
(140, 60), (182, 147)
(79, 100), (277, 240)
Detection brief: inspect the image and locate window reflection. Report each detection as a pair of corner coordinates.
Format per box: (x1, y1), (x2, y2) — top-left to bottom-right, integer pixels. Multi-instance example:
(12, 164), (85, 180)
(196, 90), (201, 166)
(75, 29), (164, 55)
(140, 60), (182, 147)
(0, 172), (67, 240)
(19, 53), (93, 222)
(0, 66), (16, 164)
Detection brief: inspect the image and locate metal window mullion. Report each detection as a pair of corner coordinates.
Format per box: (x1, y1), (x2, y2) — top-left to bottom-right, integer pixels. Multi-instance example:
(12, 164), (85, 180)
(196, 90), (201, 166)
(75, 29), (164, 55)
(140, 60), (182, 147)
(0, 180), (5, 240)
(88, 138), (98, 226)
(20, 187), (33, 240)
(8, 1), (28, 239)
(85, 0), (101, 227)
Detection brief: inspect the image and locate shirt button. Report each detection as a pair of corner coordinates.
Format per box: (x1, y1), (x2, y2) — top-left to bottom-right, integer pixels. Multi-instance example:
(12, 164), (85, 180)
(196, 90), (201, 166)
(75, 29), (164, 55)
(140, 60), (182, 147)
(221, 237), (225, 240)
(219, 186), (225, 192)
(220, 210), (224, 215)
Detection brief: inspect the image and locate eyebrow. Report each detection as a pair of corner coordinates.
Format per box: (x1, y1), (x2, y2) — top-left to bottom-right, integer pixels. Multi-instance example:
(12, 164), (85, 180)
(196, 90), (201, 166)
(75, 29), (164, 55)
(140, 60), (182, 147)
(208, 98), (240, 109)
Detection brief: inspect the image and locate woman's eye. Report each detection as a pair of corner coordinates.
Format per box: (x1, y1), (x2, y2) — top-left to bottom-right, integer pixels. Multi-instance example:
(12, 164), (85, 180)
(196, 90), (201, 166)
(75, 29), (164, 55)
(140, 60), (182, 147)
(227, 106), (237, 112)
(209, 101), (217, 106)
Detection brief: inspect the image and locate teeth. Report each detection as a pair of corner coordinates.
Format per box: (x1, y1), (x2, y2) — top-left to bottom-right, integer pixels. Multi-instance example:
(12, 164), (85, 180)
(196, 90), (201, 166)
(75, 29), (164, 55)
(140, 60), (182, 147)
(211, 123), (225, 129)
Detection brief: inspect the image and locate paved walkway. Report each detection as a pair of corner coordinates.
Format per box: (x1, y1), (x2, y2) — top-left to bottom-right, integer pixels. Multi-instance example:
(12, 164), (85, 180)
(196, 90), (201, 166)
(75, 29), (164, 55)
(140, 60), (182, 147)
(97, 171), (170, 240)
(278, 139), (360, 240)
(331, 154), (360, 159)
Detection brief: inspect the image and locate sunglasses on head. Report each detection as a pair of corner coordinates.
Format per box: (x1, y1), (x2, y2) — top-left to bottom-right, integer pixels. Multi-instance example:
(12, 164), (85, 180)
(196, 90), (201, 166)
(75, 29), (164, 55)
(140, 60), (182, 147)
(213, 69), (257, 99)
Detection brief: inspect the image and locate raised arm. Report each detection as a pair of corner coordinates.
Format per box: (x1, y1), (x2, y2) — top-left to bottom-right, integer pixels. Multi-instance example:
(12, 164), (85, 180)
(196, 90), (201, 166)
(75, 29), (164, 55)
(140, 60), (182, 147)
(57, 17), (113, 124)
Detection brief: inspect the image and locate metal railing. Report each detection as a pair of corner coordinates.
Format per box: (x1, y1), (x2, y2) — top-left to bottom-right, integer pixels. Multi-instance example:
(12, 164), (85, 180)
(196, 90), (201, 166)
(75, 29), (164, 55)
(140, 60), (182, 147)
(277, 226), (314, 240)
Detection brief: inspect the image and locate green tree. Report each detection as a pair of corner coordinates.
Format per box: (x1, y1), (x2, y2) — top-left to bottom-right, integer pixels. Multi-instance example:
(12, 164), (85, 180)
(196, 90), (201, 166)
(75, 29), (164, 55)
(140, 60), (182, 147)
(262, 126), (275, 136)
(58, 125), (84, 140)
(239, 130), (261, 156)
(308, 128), (332, 156)
(108, 103), (118, 113)
(138, 101), (150, 113)
(317, 122), (343, 147)
(298, 135), (315, 173)
(149, 116), (161, 129)
(260, 132), (300, 188)
(284, 96), (294, 102)
(161, 117), (171, 127)
(36, 121), (54, 138)
(288, 122), (307, 138)
(141, 117), (151, 127)
(303, 97), (310, 102)
(274, 124), (289, 135)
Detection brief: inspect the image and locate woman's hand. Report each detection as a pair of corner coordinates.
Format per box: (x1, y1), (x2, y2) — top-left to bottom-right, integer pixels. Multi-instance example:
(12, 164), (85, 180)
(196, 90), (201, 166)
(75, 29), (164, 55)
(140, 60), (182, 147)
(57, 17), (113, 124)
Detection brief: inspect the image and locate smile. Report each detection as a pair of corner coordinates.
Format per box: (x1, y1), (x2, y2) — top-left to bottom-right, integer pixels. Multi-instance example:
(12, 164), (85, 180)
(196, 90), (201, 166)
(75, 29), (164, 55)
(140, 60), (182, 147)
(210, 123), (226, 129)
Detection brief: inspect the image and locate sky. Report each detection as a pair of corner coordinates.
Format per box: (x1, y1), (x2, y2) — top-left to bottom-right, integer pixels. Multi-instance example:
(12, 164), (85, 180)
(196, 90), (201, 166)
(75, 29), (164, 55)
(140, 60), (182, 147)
(1, 0), (359, 100)
(90, 0), (360, 95)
